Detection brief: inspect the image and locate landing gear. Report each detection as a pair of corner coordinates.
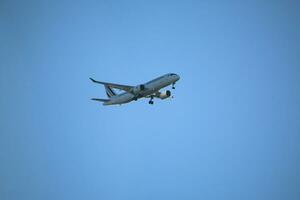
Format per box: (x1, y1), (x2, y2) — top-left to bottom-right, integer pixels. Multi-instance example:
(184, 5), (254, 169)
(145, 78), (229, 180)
(172, 82), (176, 89)
(149, 96), (154, 105)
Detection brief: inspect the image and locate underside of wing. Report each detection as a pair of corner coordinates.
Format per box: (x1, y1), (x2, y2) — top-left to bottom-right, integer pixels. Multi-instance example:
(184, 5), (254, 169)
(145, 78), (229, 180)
(90, 78), (133, 92)
(146, 90), (172, 99)
(145, 91), (160, 98)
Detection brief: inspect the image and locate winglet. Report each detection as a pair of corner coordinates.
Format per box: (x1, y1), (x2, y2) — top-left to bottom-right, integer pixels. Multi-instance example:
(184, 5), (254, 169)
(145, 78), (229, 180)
(90, 78), (96, 82)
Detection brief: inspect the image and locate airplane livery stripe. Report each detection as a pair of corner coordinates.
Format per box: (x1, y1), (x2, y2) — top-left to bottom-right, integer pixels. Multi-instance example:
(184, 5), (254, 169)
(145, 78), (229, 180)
(106, 91), (111, 97)
(107, 86), (116, 96)
(105, 85), (115, 98)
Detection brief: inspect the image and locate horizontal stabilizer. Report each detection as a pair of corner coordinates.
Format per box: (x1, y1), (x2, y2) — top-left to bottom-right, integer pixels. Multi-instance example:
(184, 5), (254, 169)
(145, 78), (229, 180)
(91, 98), (109, 102)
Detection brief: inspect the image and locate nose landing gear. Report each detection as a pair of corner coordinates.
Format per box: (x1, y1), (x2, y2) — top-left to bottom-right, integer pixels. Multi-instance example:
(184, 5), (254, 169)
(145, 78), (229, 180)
(172, 82), (176, 89)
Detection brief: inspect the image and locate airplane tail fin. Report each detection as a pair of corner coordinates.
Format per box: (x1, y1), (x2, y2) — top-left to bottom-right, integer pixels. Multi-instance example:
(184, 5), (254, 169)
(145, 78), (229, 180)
(104, 85), (117, 98)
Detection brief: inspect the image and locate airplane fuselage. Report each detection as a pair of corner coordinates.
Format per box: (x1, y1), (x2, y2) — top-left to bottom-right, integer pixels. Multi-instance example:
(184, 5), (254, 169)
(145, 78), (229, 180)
(103, 73), (180, 105)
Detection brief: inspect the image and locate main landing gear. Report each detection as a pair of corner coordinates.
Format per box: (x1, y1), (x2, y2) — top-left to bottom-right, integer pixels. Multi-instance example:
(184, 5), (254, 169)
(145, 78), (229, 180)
(149, 96), (154, 105)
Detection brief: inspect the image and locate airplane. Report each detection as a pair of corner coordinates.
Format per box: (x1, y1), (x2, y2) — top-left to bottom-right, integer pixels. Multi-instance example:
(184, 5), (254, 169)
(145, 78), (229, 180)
(90, 73), (180, 105)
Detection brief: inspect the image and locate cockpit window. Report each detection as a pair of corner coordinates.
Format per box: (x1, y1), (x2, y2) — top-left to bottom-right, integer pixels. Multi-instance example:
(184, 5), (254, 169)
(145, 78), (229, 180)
(166, 73), (176, 77)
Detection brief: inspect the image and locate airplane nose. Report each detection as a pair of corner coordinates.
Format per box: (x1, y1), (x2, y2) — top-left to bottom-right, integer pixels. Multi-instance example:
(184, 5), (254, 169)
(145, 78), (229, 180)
(176, 74), (180, 81)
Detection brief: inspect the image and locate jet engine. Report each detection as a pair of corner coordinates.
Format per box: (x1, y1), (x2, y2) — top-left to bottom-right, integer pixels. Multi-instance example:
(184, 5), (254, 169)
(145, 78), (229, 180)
(159, 90), (171, 99)
(132, 84), (145, 94)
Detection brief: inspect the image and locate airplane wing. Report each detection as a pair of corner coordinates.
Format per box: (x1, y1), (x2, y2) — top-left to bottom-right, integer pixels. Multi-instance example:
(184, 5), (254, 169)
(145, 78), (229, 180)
(89, 78), (134, 92)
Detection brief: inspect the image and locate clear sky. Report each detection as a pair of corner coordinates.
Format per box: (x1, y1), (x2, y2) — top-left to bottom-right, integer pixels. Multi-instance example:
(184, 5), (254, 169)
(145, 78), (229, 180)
(1, 1), (300, 200)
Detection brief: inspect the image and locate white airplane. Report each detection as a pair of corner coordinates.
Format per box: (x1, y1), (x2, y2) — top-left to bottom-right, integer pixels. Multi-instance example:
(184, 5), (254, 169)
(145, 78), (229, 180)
(90, 73), (180, 105)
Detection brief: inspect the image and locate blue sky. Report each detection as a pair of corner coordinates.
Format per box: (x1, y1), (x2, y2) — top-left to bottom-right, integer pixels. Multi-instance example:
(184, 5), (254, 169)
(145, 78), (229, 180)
(1, 1), (300, 200)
